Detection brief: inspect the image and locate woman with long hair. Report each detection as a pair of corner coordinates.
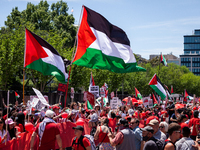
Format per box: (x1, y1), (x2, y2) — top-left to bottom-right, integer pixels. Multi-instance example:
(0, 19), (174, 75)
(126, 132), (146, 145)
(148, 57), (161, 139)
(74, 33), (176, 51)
(0, 117), (10, 143)
(5, 118), (17, 140)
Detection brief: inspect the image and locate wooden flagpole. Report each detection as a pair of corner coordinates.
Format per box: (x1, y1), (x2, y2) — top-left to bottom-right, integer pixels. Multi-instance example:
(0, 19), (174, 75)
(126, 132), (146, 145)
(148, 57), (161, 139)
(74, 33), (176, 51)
(23, 68), (25, 105)
(64, 6), (84, 107)
(5, 90), (9, 145)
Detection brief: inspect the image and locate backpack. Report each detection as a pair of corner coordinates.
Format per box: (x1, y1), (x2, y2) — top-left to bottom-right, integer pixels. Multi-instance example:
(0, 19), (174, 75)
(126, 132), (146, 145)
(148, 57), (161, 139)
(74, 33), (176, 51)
(72, 135), (96, 150)
(151, 138), (164, 150)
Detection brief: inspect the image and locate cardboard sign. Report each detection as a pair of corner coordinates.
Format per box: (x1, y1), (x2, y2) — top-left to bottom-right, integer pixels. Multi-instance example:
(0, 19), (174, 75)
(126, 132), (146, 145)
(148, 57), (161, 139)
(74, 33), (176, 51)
(57, 83), (67, 96)
(30, 95), (49, 103)
(83, 91), (95, 106)
(142, 96), (151, 107)
(89, 86), (99, 98)
(100, 87), (105, 97)
(71, 87), (74, 99)
(111, 92), (114, 99)
(110, 97), (119, 109)
(32, 88), (49, 106)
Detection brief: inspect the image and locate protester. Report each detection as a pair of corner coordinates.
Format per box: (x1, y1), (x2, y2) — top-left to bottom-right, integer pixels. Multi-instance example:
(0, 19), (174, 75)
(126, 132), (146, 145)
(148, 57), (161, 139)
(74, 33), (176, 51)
(129, 118), (142, 150)
(94, 117), (114, 150)
(159, 121), (168, 135)
(188, 110), (199, 140)
(88, 113), (99, 137)
(141, 125), (163, 150)
(30, 110), (62, 150)
(107, 118), (136, 150)
(148, 119), (167, 144)
(5, 118), (17, 140)
(167, 100), (175, 124)
(0, 117), (10, 144)
(175, 126), (196, 150)
(71, 126), (91, 150)
(163, 123), (181, 150)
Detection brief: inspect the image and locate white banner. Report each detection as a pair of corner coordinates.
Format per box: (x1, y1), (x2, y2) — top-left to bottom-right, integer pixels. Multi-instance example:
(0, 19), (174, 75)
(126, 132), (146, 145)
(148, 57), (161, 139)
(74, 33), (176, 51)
(32, 88), (49, 106)
(89, 86), (99, 98)
(110, 97), (119, 110)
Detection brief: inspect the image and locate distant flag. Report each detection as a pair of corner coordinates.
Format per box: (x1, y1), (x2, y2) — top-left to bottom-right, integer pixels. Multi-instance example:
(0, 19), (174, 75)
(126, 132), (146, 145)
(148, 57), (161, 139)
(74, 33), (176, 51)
(15, 91), (20, 99)
(72, 6), (146, 73)
(160, 54), (168, 66)
(89, 72), (95, 87)
(135, 87), (142, 99)
(184, 89), (193, 101)
(171, 85), (174, 94)
(149, 73), (167, 100)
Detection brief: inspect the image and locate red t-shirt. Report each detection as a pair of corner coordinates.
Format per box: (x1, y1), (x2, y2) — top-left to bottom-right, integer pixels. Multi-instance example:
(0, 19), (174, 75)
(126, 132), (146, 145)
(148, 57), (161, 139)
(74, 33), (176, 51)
(146, 116), (159, 124)
(35, 122), (60, 150)
(189, 118), (199, 136)
(71, 136), (91, 150)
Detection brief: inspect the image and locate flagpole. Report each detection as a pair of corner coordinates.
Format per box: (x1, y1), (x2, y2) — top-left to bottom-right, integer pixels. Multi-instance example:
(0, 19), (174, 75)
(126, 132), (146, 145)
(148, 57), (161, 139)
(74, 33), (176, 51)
(23, 68), (25, 105)
(64, 6), (84, 107)
(158, 52), (161, 77)
(5, 90), (9, 145)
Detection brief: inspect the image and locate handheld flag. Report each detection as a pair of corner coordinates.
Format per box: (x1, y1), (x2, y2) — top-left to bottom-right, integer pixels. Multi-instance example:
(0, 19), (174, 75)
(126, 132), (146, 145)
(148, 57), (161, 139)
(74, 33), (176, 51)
(171, 85), (174, 94)
(160, 54), (167, 66)
(89, 72), (95, 86)
(184, 90), (193, 100)
(151, 93), (158, 105)
(24, 28), (70, 83)
(149, 74), (167, 100)
(15, 92), (20, 99)
(72, 6), (146, 73)
(135, 87), (142, 99)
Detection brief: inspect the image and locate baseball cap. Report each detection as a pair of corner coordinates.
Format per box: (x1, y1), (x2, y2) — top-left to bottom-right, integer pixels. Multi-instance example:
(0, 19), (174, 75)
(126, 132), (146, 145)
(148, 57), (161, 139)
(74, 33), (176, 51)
(141, 126), (154, 133)
(72, 125), (84, 131)
(89, 113), (98, 122)
(128, 109), (134, 117)
(53, 106), (60, 110)
(5, 118), (15, 125)
(117, 118), (128, 126)
(148, 119), (159, 125)
(45, 110), (55, 118)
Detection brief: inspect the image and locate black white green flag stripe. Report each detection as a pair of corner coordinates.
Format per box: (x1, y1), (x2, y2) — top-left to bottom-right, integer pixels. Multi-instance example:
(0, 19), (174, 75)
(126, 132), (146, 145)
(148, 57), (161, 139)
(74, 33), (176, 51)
(24, 28), (70, 83)
(160, 54), (167, 66)
(149, 74), (167, 100)
(72, 6), (146, 73)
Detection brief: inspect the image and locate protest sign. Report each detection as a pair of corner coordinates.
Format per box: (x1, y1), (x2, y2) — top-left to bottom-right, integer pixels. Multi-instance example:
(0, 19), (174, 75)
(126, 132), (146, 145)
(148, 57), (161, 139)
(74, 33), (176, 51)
(110, 97), (118, 109)
(71, 87), (74, 99)
(118, 99), (122, 107)
(100, 87), (105, 97)
(57, 83), (67, 96)
(30, 95), (49, 103)
(148, 99), (153, 108)
(32, 88), (49, 106)
(142, 97), (151, 107)
(89, 86), (99, 98)
(83, 91), (95, 106)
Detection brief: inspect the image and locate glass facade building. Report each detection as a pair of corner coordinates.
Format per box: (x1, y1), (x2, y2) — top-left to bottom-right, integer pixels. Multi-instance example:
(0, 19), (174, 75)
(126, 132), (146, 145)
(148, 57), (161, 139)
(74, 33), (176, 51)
(180, 29), (200, 75)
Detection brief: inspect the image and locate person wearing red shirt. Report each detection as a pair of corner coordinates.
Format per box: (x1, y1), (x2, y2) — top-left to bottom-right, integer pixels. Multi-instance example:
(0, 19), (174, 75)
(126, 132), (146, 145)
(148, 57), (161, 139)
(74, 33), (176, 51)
(146, 111), (159, 125)
(71, 126), (91, 150)
(30, 110), (62, 150)
(188, 110), (199, 140)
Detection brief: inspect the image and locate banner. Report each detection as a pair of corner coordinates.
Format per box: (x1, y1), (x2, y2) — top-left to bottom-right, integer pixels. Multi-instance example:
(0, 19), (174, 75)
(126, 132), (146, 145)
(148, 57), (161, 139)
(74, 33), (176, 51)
(100, 87), (105, 97)
(142, 96), (150, 107)
(111, 92), (114, 99)
(30, 95), (49, 103)
(89, 86), (99, 98)
(71, 87), (74, 99)
(32, 88), (49, 106)
(57, 83), (67, 96)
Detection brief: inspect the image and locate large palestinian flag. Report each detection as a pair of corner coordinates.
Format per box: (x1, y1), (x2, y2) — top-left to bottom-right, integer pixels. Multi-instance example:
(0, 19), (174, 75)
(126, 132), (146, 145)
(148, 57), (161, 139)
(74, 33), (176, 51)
(149, 74), (167, 100)
(24, 28), (70, 83)
(72, 6), (146, 73)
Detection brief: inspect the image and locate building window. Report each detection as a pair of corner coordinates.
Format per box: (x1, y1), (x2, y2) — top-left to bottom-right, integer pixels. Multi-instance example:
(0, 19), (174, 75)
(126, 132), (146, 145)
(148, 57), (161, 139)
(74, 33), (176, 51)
(184, 51), (190, 54)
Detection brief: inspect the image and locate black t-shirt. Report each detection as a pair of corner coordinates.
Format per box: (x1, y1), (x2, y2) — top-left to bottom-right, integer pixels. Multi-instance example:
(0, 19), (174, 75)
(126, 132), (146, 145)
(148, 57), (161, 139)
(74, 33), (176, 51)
(168, 104), (175, 116)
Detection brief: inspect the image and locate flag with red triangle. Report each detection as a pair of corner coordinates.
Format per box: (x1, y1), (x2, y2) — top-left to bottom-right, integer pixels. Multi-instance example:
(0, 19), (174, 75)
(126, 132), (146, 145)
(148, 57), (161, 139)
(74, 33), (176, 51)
(24, 28), (70, 83)
(184, 90), (193, 101)
(15, 91), (20, 99)
(160, 54), (167, 66)
(135, 87), (142, 99)
(149, 73), (167, 100)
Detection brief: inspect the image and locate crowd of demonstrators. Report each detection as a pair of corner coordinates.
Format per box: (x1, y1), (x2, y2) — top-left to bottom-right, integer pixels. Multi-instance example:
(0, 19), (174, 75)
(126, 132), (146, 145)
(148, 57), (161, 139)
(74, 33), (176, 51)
(2, 97), (200, 150)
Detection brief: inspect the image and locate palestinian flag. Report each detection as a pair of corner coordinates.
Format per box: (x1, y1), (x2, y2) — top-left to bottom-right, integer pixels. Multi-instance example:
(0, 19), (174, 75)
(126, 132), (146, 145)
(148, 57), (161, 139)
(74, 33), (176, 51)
(171, 85), (174, 94)
(24, 28), (70, 83)
(149, 74), (167, 100)
(15, 92), (20, 99)
(135, 87), (142, 99)
(89, 72), (95, 86)
(160, 54), (167, 66)
(85, 100), (93, 110)
(184, 90), (193, 100)
(72, 6), (146, 73)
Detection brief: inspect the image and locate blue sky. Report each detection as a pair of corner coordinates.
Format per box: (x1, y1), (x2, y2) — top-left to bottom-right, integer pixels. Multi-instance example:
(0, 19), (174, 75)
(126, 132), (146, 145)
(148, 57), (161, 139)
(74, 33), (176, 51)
(1, 0), (200, 59)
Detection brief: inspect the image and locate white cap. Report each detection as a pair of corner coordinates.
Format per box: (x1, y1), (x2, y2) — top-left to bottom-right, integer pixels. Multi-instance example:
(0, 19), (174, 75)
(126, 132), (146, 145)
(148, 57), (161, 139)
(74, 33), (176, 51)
(45, 110), (55, 118)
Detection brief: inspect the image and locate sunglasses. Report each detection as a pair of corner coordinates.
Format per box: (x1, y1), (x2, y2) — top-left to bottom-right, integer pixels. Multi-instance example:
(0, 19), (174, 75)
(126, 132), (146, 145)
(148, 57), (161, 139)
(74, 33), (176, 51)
(159, 126), (164, 128)
(130, 122), (136, 125)
(175, 130), (181, 133)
